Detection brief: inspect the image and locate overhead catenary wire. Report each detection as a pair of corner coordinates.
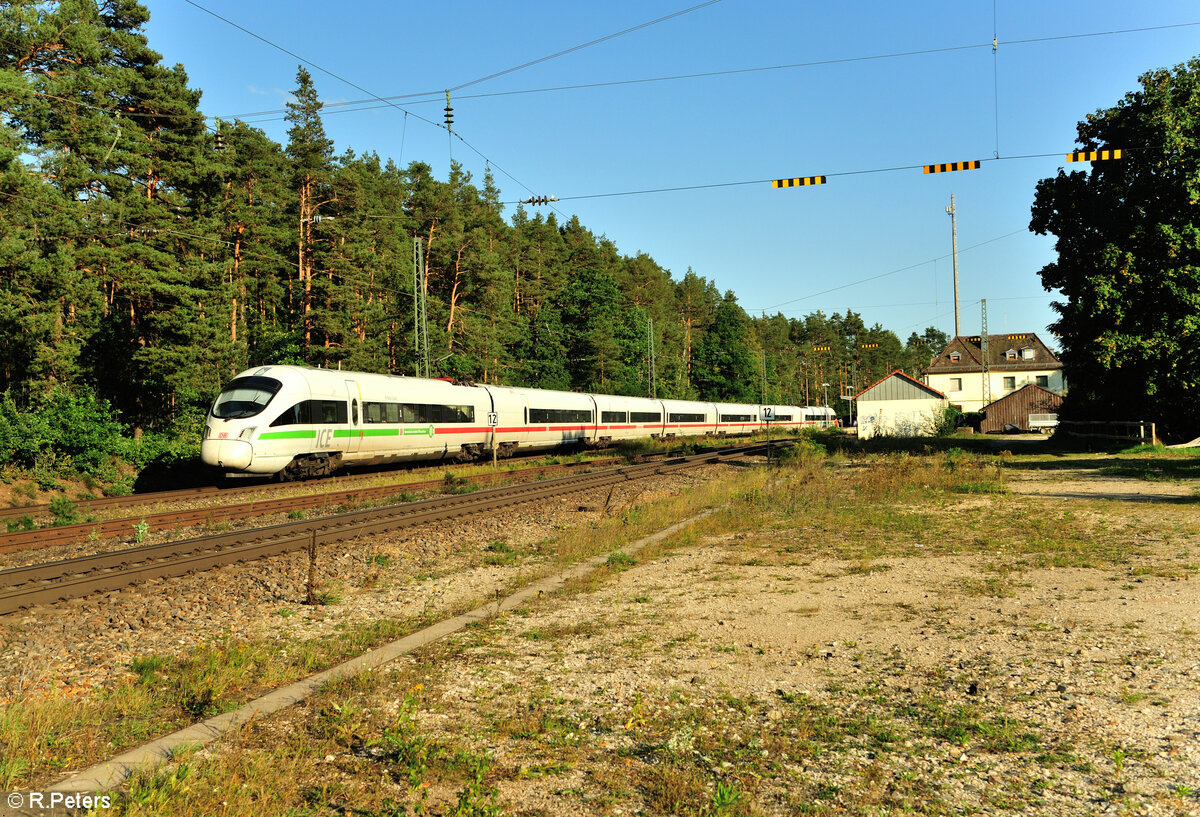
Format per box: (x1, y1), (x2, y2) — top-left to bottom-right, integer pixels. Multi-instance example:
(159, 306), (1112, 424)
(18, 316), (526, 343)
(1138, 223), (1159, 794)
(177, 0), (551, 209)
(209, 20), (1200, 125)
(444, 0), (725, 94)
(499, 148), (1135, 206)
(8, 8), (1178, 344)
(14, 84), (1130, 215)
(3, 184), (1048, 346)
(757, 228), (1029, 312)
(9, 13), (1182, 222)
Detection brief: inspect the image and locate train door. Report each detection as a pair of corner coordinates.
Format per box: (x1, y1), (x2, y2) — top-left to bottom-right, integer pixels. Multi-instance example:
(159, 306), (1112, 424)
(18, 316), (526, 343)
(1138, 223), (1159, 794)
(344, 380), (362, 454)
(586, 395), (600, 444)
(480, 386), (529, 454)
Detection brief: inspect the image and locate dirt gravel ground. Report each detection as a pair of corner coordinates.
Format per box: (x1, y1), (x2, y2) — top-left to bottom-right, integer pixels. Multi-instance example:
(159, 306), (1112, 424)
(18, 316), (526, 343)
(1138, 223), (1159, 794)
(400, 476), (1199, 815)
(131, 453), (1197, 817)
(4, 452), (1200, 816)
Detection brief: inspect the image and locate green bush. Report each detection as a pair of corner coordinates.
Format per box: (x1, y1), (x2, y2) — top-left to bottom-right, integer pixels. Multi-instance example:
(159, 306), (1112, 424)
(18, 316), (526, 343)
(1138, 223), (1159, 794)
(48, 496), (80, 526)
(0, 388), (131, 478)
(932, 406), (965, 437)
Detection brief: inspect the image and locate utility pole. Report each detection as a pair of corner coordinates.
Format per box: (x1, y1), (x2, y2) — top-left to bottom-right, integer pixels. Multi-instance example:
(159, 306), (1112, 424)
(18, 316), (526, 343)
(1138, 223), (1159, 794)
(947, 194), (961, 337)
(980, 299), (991, 407)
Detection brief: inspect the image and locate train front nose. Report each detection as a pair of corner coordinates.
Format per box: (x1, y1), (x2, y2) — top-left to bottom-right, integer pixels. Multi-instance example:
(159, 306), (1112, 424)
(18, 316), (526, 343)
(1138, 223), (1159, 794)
(200, 436), (253, 470)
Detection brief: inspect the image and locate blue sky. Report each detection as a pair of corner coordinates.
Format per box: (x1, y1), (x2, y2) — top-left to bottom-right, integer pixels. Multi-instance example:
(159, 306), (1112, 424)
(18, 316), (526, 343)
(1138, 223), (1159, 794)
(143, 1), (1200, 346)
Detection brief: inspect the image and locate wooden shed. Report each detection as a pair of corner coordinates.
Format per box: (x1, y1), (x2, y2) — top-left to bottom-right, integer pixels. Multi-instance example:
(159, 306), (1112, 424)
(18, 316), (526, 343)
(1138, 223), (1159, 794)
(980, 384), (1064, 433)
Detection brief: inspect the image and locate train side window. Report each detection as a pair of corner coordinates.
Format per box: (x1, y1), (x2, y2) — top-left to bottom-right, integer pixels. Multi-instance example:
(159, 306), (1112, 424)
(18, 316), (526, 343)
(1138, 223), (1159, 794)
(668, 412), (704, 422)
(629, 411), (661, 423)
(531, 408), (592, 423)
(601, 411), (626, 423)
(269, 401), (310, 427)
(720, 413), (753, 422)
(270, 400), (348, 425)
(351, 399), (359, 425)
(316, 400), (347, 424)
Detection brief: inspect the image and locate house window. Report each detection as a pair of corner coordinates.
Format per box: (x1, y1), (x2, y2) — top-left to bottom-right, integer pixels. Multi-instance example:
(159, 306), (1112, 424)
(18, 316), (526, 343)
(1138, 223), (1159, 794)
(949, 352), (961, 362)
(949, 377), (962, 391)
(1003, 376), (1016, 390)
(1005, 349), (1017, 361)
(1022, 347), (1036, 361)
(1036, 375), (1049, 388)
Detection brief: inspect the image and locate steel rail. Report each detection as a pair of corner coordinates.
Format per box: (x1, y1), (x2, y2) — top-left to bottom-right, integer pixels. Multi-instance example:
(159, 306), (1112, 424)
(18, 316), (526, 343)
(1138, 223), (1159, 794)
(0, 486), (219, 523)
(0, 453), (629, 524)
(0, 458), (623, 553)
(0, 443), (778, 614)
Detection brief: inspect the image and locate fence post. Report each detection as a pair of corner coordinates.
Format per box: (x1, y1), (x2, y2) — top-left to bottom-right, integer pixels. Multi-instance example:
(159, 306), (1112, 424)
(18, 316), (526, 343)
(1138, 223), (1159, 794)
(305, 528), (318, 605)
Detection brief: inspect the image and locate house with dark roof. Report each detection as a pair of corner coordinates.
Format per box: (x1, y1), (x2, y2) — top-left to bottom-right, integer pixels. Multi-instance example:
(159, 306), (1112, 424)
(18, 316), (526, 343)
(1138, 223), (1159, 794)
(922, 333), (1064, 413)
(855, 371), (948, 439)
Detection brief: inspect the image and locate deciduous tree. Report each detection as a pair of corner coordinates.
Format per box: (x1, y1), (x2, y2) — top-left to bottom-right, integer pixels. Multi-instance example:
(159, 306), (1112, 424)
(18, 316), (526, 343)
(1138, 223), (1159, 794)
(1030, 58), (1200, 439)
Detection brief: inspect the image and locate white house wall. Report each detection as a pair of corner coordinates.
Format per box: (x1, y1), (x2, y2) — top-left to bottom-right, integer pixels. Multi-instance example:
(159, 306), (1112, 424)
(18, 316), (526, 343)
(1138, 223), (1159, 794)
(857, 397), (947, 440)
(926, 369), (1065, 414)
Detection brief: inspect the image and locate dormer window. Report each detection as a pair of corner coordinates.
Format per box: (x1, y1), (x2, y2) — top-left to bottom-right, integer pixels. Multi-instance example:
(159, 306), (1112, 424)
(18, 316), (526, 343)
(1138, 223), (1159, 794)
(949, 352), (961, 362)
(1005, 349), (1018, 361)
(1021, 347), (1035, 360)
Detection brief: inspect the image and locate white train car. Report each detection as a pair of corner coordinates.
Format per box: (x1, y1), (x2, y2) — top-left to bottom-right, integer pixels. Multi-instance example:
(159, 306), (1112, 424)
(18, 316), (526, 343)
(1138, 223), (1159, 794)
(801, 405), (838, 427)
(661, 399), (717, 437)
(591, 394), (664, 443)
(761, 404), (815, 431)
(201, 364), (811, 480)
(714, 402), (759, 436)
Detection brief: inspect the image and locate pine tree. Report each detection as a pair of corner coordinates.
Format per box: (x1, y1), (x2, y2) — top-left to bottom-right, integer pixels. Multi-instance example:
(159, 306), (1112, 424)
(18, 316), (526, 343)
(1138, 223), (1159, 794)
(285, 66), (334, 351)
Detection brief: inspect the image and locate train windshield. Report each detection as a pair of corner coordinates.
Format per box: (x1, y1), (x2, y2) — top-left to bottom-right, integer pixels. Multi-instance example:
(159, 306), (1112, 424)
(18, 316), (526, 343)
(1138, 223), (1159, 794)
(211, 376), (283, 419)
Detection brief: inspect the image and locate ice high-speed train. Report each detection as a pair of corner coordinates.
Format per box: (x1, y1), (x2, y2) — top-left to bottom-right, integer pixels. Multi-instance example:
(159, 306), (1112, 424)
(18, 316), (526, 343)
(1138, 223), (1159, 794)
(200, 365), (834, 479)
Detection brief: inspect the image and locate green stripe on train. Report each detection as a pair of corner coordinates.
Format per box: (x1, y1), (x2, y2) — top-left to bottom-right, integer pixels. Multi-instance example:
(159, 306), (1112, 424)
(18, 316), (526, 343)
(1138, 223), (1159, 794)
(258, 430), (317, 440)
(260, 427), (413, 440)
(335, 428), (401, 437)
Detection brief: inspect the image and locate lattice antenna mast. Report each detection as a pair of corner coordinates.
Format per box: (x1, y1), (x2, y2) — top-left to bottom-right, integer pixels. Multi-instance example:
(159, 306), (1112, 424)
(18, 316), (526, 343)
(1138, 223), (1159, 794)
(980, 299), (991, 407)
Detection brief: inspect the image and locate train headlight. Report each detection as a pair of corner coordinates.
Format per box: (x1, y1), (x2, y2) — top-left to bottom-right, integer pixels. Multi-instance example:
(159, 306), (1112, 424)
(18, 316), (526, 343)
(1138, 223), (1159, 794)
(239, 426), (257, 440)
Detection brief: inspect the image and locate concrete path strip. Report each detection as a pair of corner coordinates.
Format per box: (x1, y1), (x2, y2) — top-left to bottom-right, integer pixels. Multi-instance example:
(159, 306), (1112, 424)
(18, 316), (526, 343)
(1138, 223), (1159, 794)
(41, 507), (717, 799)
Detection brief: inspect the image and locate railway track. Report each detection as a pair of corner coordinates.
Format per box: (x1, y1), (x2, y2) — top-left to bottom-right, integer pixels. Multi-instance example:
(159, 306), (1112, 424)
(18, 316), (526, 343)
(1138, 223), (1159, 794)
(0, 458), (629, 554)
(0, 442), (783, 614)
(0, 453), (631, 525)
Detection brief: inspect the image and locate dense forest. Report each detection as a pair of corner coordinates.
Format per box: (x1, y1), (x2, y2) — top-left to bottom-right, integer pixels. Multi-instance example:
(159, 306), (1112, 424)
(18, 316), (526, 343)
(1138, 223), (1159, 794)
(0, 0), (945, 478)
